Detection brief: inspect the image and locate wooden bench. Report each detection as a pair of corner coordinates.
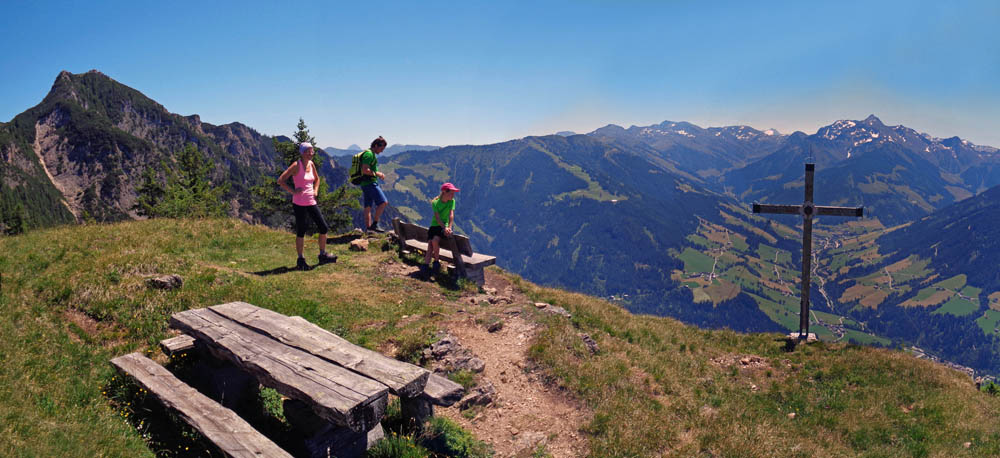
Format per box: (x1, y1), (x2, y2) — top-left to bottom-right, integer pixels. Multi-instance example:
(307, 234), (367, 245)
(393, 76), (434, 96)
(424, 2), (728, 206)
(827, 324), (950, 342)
(110, 352), (292, 458)
(392, 218), (497, 286)
(112, 301), (466, 457)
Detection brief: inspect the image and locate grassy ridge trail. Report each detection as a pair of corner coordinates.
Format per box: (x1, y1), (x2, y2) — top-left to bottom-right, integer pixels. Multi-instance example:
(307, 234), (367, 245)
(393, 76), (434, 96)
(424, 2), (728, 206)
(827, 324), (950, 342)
(2, 218), (1000, 456)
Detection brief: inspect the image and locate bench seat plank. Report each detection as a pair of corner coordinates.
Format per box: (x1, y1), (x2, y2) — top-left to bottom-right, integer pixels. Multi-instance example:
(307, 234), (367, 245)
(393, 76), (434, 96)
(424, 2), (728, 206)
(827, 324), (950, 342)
(170, 308), (388, 432)
(402, 240), (496, 269)
(421, 373), (465, 407)
(209, 302), (429, 398)
(110, 352), (292, 458)
(159, 334), (196, 356)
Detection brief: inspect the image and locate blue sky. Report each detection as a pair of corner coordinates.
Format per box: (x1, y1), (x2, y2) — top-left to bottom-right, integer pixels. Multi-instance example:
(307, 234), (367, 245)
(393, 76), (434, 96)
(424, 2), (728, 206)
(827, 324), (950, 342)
(1, 0), (998, 148)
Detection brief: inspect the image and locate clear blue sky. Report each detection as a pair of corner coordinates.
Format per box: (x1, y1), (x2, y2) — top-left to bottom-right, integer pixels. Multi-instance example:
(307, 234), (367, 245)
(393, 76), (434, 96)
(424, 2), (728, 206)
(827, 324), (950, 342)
(2, 0), (998, 148)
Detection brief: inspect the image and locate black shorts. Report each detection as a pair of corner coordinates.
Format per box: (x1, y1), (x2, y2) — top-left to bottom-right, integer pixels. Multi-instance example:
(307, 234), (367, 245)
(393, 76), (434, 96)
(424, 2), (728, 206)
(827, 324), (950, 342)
(293, 204), (330, 237)
(427, 225), (445, 241)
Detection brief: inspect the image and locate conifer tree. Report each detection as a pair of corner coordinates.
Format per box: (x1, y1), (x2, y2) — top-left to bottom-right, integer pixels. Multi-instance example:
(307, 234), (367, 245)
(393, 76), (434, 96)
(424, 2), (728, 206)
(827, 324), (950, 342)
(0, 199), (26, 236)
(134, 143), (230, 218)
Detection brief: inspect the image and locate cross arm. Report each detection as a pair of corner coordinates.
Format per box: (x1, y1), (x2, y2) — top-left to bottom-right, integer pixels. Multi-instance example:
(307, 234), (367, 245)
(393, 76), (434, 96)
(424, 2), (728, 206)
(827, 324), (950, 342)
(815, 206), (864, 217)
(752, 203), (800, 215)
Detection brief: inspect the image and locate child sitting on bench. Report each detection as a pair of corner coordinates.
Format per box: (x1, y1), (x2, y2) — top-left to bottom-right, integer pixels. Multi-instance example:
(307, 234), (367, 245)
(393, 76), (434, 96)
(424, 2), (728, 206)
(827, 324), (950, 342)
(421, 182), (460, 278)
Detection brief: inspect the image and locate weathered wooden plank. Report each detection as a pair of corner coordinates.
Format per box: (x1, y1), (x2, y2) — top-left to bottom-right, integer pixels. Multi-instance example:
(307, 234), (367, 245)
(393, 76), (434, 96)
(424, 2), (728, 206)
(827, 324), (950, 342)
(752, 203), (800, 214)
(400, 396), (434, 429)
(110, 352), (292, 458)
(170, 308), (388, 432)
(284, 399), (385, 458)
(208, 302), (429, 398)
(395, 218), (496, 269)
(816, 205), (865, 217)
(159, 334), (196, 356)
(420, 373), (464, 407)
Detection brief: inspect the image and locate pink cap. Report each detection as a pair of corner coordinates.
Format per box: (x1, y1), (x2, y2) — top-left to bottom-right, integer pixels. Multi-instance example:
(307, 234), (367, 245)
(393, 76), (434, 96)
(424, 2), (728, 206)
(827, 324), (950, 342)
(298, 142), (313, 154)
(441, 182), (460, 192)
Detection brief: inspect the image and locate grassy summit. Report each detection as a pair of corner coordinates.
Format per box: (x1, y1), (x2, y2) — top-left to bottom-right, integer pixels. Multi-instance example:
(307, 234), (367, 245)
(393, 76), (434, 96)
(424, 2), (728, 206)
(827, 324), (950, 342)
(1, 219), (999, 456)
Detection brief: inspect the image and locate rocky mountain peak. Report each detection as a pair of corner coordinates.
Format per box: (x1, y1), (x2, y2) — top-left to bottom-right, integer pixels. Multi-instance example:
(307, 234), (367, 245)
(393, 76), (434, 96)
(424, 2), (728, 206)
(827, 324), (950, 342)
(862, 114), (884, 126)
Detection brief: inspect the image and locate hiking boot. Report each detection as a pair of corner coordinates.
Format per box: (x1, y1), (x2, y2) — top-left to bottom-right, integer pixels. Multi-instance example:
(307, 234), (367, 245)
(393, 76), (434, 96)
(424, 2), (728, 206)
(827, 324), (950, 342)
(418, 263), (430, 280)
(368, 222), (386, 233)
(317, 253), (338, 265)
(296, 257), (309, 271)
(432, 260), (441, 273)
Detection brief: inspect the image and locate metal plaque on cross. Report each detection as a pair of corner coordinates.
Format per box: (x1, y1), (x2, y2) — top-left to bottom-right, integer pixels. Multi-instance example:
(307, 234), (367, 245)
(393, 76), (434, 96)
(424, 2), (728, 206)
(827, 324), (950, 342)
(752, 163), (864, 340)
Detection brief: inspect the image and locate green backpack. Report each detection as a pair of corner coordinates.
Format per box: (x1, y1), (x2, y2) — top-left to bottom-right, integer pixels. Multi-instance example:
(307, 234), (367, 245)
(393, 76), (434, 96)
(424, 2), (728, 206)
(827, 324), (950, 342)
(349, 151), (366, 185)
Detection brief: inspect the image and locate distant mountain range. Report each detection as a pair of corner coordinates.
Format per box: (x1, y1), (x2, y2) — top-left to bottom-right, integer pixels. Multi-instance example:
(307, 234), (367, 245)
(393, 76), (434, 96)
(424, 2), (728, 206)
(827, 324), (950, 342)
(323, 144), (440, 157)
(6, 70), (1000, 373)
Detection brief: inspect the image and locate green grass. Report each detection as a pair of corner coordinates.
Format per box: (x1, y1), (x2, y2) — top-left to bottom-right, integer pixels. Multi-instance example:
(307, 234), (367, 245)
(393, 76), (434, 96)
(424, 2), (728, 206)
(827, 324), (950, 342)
(752, 293), (799, 331)
(842, 329), (891, 346)
(730, 234), (749, 252)
(911, 286), (939, 302)
(933, 274), (967, 291)
(5, 218), (1000, 457)
(976, 310), (1000, 336)
(678, 247), (714, 274)
(685, 234), (711, 248)
(0, 219), (455, 456)
(755, 244), (792, 266)
(933, 296), (980, 317)
(893, 257), (933, 283)
(522, 278), (1000, 456)
(960, 285), (983, 298)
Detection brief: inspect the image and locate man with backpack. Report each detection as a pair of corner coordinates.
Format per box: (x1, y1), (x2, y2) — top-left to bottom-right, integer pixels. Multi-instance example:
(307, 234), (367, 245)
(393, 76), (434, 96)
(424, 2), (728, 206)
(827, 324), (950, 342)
(352, 136), (389, 232)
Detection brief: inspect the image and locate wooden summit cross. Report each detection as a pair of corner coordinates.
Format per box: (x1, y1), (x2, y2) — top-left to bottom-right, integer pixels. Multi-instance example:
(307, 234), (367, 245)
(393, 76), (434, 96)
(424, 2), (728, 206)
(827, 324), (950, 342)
(752, 163), (863, 341)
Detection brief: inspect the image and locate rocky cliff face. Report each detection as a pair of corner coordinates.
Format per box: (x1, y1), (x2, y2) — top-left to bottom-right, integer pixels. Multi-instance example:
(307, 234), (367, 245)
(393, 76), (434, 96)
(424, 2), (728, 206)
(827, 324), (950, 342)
(0, 70), (315, 225)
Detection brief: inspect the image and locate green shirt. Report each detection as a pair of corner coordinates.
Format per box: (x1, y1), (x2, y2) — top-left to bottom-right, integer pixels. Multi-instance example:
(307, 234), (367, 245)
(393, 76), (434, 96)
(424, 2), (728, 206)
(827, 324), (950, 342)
(359, 149), (378, 186)
(431, 197), (455, 228)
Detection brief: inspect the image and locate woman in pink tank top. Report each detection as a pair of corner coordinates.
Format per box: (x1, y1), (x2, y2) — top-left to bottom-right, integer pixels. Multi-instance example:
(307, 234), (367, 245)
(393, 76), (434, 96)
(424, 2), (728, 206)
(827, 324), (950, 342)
(278, 142), (337, 270)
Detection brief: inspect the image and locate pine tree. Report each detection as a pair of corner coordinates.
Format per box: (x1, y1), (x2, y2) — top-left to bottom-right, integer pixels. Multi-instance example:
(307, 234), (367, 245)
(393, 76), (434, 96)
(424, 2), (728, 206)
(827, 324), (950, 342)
(134, 143), (230, 218)
(0, 200), (26, 236)
(132, 167), (164, 217)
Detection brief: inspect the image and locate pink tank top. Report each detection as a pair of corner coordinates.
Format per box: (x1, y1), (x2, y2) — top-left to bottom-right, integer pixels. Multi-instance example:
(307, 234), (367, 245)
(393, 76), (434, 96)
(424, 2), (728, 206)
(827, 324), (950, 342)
(292, 160), (317, 206)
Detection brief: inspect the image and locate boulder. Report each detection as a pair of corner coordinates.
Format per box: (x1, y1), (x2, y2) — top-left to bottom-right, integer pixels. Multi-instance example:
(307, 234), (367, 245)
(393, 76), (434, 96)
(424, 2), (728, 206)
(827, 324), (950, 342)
(458, 382), (496, 409)
(580, 333), (599, 354)
(422, 333), (486, 373)
(541, 305), (571, 318)
(349, 239), (369, 251)
(147, 274), (183, 290)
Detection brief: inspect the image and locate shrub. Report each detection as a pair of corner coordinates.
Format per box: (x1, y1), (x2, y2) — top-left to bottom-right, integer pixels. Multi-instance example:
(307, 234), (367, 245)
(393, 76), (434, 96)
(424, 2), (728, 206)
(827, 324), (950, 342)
(420, 417), (494, 458)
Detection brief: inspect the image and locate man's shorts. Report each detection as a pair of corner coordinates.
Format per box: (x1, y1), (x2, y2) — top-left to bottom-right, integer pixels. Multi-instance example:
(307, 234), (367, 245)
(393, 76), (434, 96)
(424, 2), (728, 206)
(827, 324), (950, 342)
(361, 182), (388, 208)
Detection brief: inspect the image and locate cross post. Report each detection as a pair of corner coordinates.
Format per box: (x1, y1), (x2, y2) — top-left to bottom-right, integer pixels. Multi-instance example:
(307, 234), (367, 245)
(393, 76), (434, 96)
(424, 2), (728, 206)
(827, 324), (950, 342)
(752, 163), (863, 340)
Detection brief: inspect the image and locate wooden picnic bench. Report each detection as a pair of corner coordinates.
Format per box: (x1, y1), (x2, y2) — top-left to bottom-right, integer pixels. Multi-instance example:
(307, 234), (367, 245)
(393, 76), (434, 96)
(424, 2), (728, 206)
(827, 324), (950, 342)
(111, 301), (465, 457)
(392, 218), (497, 286)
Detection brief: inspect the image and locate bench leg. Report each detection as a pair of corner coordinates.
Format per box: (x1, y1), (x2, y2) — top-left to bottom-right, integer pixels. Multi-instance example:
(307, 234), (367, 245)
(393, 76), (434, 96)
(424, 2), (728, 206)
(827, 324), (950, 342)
(185, 354), (258, 412)
(400, 396), (434, 431)
(286, 398), (386, 458)
(466, 267), (485, 287)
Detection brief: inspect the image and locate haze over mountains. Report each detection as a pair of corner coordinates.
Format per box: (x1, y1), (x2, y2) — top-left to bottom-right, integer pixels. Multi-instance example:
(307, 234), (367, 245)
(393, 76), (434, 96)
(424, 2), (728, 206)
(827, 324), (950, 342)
(324, 144), (440, 157)
(5, 70), (1000, 374)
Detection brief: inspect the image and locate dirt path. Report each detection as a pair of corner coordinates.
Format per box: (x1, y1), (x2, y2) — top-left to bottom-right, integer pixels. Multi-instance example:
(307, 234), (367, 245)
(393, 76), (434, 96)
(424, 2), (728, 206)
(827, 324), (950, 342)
(382, 262), (591, 456)
(440, 270), (590, 457)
